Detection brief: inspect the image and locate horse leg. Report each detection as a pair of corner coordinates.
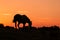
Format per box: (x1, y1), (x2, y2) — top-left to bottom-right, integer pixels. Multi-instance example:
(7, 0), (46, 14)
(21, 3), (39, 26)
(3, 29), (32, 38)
(18, 22), (20, 29)
(15, 22), (17, 28)
(23, 23), (25, 28)
(28, 21), (32, 28)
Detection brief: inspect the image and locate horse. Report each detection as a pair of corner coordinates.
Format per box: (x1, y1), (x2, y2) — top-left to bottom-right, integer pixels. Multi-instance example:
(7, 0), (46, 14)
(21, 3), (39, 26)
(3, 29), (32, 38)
(13, 14), (32, 28)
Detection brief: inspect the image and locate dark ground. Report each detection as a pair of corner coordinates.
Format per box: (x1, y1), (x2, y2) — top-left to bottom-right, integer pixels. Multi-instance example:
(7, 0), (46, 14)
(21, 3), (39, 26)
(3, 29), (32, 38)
(0, 24), (60, 40)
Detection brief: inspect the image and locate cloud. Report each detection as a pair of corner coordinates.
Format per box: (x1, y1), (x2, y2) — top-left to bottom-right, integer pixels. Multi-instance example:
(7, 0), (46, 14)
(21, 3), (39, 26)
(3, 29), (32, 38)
(16, 10), (29, 13)
(3, 14), (10, 16)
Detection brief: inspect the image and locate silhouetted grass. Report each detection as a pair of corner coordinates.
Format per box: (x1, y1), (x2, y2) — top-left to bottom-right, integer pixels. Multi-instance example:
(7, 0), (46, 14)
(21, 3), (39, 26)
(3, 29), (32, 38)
(0, 24), (60, 40)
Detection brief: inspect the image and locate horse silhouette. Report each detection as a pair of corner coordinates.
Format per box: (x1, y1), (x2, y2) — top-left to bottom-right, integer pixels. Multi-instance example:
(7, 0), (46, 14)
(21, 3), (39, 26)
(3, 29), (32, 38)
(13, 14), (32, 28)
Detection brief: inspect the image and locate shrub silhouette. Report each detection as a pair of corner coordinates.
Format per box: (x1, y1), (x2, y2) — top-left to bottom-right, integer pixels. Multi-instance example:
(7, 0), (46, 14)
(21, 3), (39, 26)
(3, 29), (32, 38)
(13, 14), (32, 28)
(0, 24), (4, 28)
(0, 24), (59, 40)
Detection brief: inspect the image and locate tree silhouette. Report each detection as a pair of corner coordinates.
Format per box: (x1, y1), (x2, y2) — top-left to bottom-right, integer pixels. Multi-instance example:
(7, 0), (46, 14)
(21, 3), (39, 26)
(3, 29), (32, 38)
(13, 14), (32, 28)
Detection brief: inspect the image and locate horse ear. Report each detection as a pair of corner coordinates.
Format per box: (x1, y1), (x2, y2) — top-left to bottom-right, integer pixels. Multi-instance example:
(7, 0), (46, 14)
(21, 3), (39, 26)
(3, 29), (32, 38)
(22, 15), (26, 16)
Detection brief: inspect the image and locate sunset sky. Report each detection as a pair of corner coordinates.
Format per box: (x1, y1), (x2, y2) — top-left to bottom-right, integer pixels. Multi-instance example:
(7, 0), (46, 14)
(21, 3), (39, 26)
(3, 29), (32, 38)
(0, 0), (60, 27)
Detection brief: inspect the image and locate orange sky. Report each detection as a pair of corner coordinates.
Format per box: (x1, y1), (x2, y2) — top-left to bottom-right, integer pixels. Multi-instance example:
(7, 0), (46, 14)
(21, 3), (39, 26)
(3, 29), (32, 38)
(0, 0), (60, 27)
